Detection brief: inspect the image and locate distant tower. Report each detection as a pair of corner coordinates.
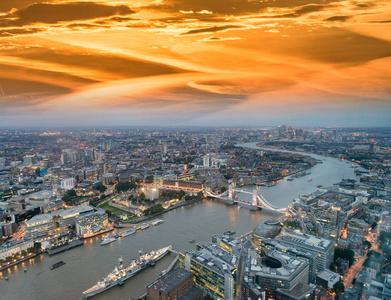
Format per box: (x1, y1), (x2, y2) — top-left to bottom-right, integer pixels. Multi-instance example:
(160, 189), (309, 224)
(228, 185), (233, 200)
(203, 155), (210, 168)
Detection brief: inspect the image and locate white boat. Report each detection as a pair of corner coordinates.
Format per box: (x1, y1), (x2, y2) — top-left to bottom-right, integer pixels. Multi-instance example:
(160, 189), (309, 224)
(119, 228), (136, 237)
(141, 225), (149, 230)
(308, 176), (312, 182)
(82, 246), (172, 299)
(100, 236), (117, 246)
(151, 220), (164, 226)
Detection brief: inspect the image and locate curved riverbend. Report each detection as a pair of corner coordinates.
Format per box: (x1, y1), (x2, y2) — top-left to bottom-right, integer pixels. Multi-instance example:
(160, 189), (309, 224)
(0, 142), (359, 300)
(236, 142), (359, 208)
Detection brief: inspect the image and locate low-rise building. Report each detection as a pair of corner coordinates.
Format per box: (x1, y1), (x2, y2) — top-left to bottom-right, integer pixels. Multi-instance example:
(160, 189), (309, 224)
(146, 268), (202, 300)
(180, 242), (237, 300)
(75, 209), (108, 237)
(316, 269), (340, 289)
(0, 238), (34, 260)
(25, 214), (54, 239)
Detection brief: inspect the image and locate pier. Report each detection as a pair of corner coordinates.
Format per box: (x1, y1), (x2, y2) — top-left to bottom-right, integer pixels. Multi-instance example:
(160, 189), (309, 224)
(47, 240), (84, 256)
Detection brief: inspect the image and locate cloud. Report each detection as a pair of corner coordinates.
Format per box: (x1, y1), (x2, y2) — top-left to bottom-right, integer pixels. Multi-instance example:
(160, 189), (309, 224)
(371, 20), (391, 23)
(198, 36), (244, 42)
(0, 0), (56, 12)
(0, 27), (43, 37)
(1, 42), (189, 80)
(325, 15), (352, 22)
(0, 2), (135, 27)
(181, 25), (243, 35)
(150, 0), (342, 15)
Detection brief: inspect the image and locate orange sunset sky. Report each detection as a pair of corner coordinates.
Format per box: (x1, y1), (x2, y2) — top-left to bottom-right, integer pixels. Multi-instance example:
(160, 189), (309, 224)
(0, 0), (390, 127)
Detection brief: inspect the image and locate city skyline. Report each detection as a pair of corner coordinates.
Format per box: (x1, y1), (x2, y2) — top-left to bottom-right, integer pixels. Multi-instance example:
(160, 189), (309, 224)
(0, 0), (390, 127)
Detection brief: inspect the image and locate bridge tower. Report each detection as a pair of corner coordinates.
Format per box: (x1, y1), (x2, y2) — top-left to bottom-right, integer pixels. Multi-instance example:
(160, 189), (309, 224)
(225, 184), (235, 205)
(250, 188), (259, 211)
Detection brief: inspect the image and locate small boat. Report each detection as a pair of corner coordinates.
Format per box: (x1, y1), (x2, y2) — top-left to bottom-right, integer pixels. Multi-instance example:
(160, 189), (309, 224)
(224, 231), (236, 235)
(24, 269), (27, 272)
(100, 236), (117, 246)
(151, 220), (164, 226)
(5, 276), (8, 280)
(308, 176), (312, 182)
(119, 228), (136, 237)
(50, 261), (66, 270)
(188, 240), (196, 243)
(287, 178), (294, 181)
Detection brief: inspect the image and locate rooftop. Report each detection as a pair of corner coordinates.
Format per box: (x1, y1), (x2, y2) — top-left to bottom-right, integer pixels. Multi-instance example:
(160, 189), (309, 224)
(52, 205), (94, 218)
(147, 268), (192, 293)
(178, 286), (203, 300)
(26, 214), (53, 225)
(277, 228), (332, 251)
(317, 269), (340, 282)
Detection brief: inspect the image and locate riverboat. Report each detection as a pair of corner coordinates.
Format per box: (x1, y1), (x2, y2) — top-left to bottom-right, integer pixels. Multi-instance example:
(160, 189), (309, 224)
(101, 236), (117, 245)
(82, 246), (172, 299)
(50, 261), (66, 270)
(119, 228), (136, 237)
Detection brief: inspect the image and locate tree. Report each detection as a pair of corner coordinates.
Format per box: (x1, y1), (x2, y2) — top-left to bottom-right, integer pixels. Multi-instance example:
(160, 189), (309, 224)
(333, 281), (345, 295)
(115, 181), (137, 193)
(33, 242), (42, 251)
(221, 186), (227, 193)
(363, 240), (372, 250)
(178, 190), (186, 200)
(139, 192), (146, 200)
(143, 204), (164, 216)
(62, 189), (77, 204)
(334, 248), (355, 267)
(371, 221), (378, 230)
(145, 175), (154, 183)
(21, 250), (27, 257)
(95, 183), (107, 193)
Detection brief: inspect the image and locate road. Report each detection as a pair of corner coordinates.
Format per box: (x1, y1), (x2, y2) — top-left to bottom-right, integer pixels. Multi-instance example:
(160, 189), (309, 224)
(344, 255), (367, 290)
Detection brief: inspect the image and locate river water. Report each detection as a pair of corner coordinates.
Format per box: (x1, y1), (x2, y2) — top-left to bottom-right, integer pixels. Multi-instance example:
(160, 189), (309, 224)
(0, 142), (358, 300)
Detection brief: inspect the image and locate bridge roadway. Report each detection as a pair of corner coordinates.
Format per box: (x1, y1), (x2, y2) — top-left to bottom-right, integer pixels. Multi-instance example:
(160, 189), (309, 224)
(205, 190), (286, 215)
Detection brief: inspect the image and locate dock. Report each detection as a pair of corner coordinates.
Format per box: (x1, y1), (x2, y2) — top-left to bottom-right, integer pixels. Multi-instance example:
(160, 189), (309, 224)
(47, 240), (84, 256)
(165, 254), (179, 273)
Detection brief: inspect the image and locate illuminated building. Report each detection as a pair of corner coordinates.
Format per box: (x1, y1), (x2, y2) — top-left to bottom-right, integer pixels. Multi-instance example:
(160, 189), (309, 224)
(25, 214), (54, 239)
(180, 242), (237, 300)
(276, 229), (335, 273)
(0, 238), (34, 260)
(243, 246), (309, 300)
(252, 219), (281, 243)
(261, 238), (318, 283)
(212, 234), (242, 255)
(53, 205), (95, 228)
(75, 209), (108, 237)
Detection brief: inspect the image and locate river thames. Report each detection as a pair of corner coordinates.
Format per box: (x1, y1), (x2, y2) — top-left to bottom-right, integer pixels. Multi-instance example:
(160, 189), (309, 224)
(0, 142), (359, 300)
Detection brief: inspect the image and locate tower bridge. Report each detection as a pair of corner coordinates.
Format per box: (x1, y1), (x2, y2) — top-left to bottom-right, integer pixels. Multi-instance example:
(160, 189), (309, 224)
(205, 186), (286, 215)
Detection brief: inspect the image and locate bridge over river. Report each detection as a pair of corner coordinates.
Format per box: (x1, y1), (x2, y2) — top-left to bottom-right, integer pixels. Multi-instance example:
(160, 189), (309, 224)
(205, 185), (287, 215)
